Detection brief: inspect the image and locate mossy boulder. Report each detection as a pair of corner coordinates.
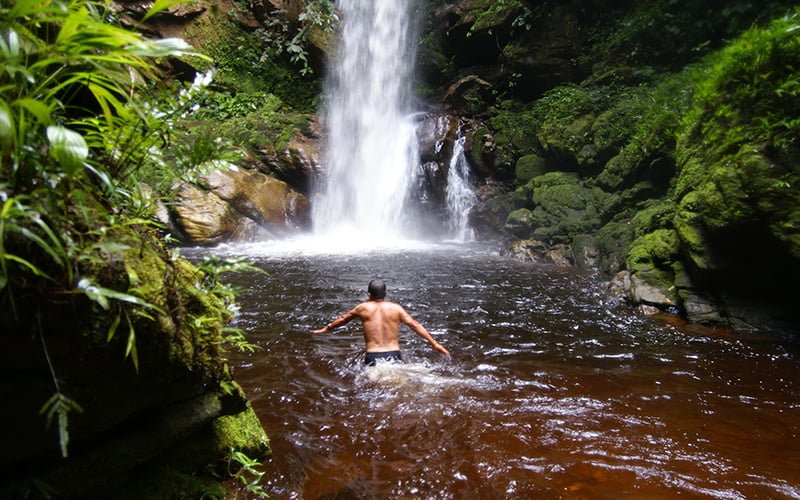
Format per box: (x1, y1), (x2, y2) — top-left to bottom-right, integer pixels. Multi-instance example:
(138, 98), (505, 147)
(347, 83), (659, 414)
(515, 153), (547, 183)
(523, 172), (617, 242)
(593, 218), (636, 274)
(673, 11), (800, 279)
(504, 208), (534, 237)
(626, 229), (681, 307)
(488, 105), (540, 172)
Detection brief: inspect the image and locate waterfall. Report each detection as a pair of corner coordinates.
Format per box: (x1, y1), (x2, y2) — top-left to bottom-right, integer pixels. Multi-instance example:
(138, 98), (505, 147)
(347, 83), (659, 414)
(446, 133), (478, 241)
(312, 0), (419, 239)
(310, 0), (477, 245)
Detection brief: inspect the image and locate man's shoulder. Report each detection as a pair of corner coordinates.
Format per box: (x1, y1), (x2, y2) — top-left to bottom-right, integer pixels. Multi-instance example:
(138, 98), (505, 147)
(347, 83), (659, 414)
(359, 300), (404, 313)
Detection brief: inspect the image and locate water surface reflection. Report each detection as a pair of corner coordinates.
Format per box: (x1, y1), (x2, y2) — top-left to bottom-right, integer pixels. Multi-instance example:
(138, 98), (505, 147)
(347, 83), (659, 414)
(193, 243), (799, 499)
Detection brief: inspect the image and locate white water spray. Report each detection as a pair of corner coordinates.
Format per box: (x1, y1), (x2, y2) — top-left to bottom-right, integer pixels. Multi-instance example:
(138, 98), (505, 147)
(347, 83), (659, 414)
(446, 134), (478, 241)
(312, 0), (419, 240)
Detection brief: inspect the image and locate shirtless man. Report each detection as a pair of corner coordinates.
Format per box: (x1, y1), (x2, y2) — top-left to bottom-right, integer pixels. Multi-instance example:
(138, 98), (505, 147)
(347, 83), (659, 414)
(312, 279), (450, 366)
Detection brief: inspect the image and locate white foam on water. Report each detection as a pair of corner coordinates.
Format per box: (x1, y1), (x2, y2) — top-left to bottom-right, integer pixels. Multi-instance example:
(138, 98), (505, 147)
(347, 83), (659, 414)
(357, 361), (473, 393)
(209, 233), (481, 258)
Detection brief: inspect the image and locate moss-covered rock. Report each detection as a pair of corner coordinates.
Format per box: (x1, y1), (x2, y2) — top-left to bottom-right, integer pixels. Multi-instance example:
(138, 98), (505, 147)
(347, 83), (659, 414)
(673, 10), (800, 283)
(593, 217), (636, 274)
(488, 105), (540, 172)
(523, 172), (617, 242)
(514, 154), (547, 183)
(504, 208), (534, 237)
(626, 229), (681, 307)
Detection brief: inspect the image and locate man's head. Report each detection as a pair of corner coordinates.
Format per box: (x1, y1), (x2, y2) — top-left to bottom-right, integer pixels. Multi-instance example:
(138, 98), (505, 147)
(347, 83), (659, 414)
(368, 279), (386, 299)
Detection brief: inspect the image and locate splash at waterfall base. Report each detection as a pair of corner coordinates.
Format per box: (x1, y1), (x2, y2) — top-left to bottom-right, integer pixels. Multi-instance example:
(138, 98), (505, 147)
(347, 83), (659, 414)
(164, 110), (501, 244)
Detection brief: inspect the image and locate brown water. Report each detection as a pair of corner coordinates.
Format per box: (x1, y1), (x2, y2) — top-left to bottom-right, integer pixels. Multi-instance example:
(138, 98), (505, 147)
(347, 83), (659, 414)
(197, 242), (800, 499)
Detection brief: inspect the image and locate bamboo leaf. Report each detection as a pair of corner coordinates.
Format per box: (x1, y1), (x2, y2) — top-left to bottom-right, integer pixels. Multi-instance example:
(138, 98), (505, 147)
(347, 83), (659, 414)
(39, 392), (83, 458)
(4, 253), (54, 280)
(142, 0), (188, 22)
(128, 37), (195, 58)
(0, 28), (20, 61)
(77, 278), (110, 309)
(77, 277), (165, 314)
(13, 97), (53, 125)
(58, 408), (69, 457)
(124, 312), (139, 372)
(107, 309), (122, 342)
(0, 103), (12, 152)
(18, 226), (65, 268)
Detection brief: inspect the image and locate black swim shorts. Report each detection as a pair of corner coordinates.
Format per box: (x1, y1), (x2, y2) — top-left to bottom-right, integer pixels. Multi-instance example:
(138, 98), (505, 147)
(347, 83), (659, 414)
(364, 350), (403, 366)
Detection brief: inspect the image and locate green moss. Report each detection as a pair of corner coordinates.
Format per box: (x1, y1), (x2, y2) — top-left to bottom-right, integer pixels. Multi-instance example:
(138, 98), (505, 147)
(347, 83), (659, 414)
(673, 191), (711, 269)
(470, 0), (521, 31)
(521, 172), (616, 242)
(514, 154), (546, 183)
(521, 84), (652, 172)
(631, 199), (677, 238)
(625, 228), (682, 305)
(469, 124), (491, 168)
(116, 466), (227, 500)
(504, 208), (533, 237)
(673, 11), (800, 265)
(213, 404), (271, 458)
(594, 219), (636, 273)
(489, 104), (540, 168)
(627, 229), (680, 266)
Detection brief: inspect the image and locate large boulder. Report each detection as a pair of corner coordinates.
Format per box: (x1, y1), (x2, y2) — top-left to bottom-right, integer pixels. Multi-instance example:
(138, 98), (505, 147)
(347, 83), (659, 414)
(171, 166), (309, 245)
(255, 115), (324, 195)
(516, 172), (617, 242)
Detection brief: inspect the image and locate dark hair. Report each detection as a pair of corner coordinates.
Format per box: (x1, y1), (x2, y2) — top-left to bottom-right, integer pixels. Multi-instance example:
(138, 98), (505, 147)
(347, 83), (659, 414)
(368, 279), (386, 299)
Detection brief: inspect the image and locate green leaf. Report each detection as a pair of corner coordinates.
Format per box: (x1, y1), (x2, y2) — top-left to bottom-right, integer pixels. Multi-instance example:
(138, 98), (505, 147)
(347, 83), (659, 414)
(46, 125), (88, 177)
(107, 310), (122, 342)
(4, 253), (54, 280)
(77, 278), (110, 309)
(77, 277), (165, 314)
(142, 0), (188, 22)
(39, 392), (83, 458)
(0, 103), (13, 152)
(124, 312), (139, 372)
(14, 97), (54, 125)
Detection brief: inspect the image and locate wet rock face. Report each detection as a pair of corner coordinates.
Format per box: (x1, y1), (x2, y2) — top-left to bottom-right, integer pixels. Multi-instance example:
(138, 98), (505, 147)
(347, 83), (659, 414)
(254, 116), (324, 195)
(170, 167), (310, 245)
(420, 1), (587, 101)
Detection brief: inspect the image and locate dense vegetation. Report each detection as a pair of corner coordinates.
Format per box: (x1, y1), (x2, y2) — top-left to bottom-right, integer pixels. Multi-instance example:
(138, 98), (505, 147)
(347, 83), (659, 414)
(0, 0), (270, 497)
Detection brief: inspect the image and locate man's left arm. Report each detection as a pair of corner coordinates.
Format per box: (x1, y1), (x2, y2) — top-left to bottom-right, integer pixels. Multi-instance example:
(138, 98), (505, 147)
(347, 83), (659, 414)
(401, 310), (450, 356)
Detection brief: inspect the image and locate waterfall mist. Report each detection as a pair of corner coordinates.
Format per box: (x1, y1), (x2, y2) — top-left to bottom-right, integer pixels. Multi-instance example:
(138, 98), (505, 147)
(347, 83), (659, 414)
(312, 0), (420, 240)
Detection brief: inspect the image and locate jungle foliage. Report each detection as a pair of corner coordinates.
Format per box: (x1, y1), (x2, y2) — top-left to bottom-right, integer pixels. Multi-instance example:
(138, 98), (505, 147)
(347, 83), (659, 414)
(0, 0), (262, 473)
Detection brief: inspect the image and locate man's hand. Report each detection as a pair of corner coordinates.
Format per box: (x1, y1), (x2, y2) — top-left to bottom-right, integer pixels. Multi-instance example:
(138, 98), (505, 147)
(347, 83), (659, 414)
(432, 341), (450, 357)
(312, 326), (329, 334)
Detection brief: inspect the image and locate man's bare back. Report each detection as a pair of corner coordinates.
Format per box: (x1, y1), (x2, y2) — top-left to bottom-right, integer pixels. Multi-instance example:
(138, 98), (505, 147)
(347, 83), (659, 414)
(312, 279), (450, 363)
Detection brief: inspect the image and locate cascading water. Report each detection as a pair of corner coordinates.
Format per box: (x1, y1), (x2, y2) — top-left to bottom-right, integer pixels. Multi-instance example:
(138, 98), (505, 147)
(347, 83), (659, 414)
(312, 0), (420, 240)
(311, 0), (478, 244)
(445, 133), (478, 241)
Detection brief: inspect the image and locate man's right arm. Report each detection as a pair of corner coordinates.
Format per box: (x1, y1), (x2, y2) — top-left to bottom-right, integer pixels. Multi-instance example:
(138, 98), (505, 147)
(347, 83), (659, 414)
(313, 306), (359, 334)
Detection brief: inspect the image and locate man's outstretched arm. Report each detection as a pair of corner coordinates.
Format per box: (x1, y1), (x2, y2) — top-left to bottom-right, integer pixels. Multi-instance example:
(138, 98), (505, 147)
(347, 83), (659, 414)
(313, 308), (358, 334)
(401, 311), (450, 356)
